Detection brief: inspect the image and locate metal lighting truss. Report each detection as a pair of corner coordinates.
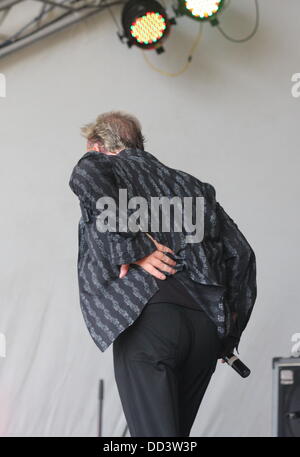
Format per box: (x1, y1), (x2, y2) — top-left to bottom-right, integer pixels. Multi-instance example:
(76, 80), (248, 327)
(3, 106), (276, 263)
(0, 0), (125, 59)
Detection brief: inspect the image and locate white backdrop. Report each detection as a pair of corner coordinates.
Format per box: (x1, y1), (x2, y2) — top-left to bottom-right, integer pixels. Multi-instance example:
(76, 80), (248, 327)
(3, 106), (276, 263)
(0, 0), (300, 437)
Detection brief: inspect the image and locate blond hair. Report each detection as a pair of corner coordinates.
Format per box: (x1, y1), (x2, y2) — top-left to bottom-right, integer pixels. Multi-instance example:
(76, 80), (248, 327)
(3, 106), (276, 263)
(81, 110), (145, 152)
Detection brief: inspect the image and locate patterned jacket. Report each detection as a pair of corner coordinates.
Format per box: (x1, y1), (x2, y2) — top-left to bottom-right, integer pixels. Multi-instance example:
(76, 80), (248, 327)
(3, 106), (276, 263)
(69, 147), (257, 355)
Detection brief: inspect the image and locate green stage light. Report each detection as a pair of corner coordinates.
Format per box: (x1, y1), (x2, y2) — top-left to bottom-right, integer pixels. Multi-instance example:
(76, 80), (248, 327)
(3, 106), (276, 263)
(121, 0), (171, 51)
(177, 0), (224, 22)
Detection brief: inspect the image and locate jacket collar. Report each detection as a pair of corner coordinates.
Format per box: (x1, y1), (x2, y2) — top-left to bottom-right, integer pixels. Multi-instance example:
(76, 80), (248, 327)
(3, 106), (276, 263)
(83, 147), (159, 163)
(116, 148), (160, 164)
(115, 148), (145, 158)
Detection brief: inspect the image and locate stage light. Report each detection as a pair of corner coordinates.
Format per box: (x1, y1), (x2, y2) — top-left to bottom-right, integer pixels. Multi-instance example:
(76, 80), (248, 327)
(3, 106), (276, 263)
(177, 0), (224, 22)
(121, 0), (172, 52)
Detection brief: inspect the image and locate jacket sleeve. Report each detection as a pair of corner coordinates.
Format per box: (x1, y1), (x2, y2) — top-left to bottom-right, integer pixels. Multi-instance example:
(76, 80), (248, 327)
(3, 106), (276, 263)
(69, 152), (157, 265)
(209, 185), (257, 354)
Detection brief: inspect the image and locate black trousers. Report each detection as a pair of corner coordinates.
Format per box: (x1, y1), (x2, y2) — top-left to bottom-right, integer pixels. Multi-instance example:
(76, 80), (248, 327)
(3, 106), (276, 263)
(113, 301), (222, 437)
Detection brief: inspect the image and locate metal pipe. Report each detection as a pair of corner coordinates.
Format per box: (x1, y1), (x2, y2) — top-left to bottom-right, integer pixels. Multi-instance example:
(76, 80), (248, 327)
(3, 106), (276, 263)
(0, 1), (124, 59)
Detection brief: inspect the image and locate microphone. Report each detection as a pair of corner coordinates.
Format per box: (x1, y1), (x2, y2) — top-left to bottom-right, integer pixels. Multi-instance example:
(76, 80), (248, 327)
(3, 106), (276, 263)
(222, 353), (251, 378)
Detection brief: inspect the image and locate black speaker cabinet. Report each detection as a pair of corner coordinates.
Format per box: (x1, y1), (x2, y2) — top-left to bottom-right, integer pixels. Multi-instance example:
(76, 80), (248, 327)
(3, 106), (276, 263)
(272, 357), (300, 437)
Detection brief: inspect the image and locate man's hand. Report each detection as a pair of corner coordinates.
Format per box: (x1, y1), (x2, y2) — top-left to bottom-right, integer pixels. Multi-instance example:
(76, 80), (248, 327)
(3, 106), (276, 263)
(218, 329), (240, 363)
(119, 237), (177, 280)
(218, 312), (238, 363)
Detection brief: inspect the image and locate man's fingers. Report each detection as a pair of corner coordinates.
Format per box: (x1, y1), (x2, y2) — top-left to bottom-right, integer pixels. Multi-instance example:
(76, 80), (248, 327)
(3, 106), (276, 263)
(157, 244), (175, 254)
(119, 264), (130, 278)
(145, 234), (174, 254)
(143, 264), (166, 280)
(153, 250), (176, 266)
(150, 257), (177, 275)
(131, 242), (177, 280)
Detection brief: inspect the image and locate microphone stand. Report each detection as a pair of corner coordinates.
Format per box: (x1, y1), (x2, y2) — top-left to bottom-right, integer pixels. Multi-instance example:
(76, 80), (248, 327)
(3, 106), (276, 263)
(98, 379), (104, 437)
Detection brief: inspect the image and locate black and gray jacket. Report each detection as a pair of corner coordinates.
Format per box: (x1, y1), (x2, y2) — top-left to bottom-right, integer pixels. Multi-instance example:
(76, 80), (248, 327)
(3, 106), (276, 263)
(69, 147), (257, 355)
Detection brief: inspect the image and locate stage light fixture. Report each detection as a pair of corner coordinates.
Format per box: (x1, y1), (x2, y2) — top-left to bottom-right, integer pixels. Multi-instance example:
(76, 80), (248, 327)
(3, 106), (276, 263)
(176, 0), (224, 23)
(121, 0), (173, 53)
